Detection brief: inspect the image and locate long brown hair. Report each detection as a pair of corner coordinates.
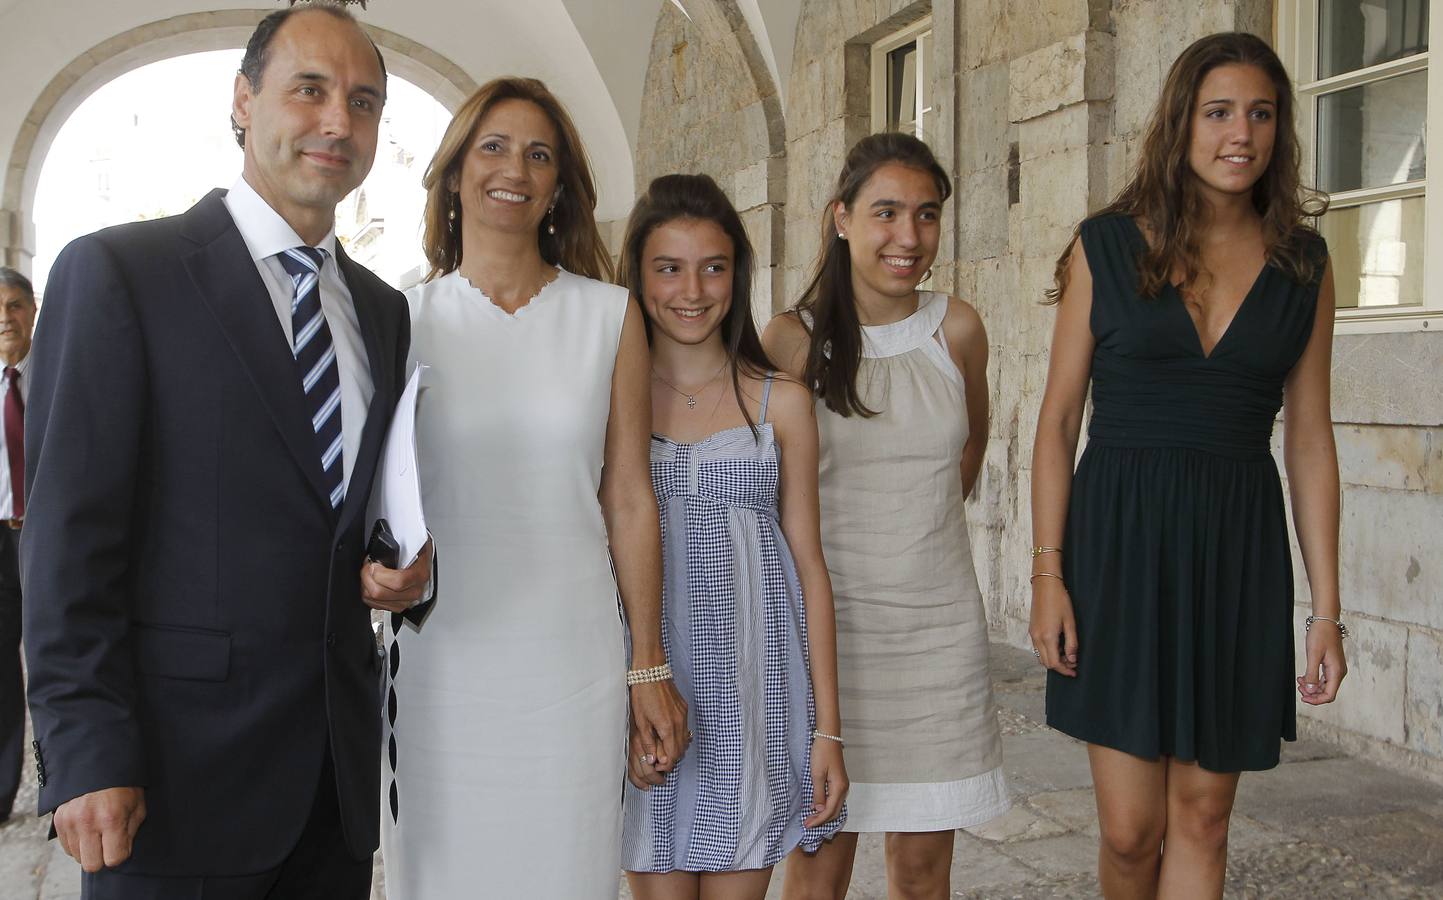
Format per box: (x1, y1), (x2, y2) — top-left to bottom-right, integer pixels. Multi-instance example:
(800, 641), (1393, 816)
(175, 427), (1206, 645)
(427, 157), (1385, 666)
(419, 77), (613, 282)
(618, 174), (775, 438)
(795, 132), (951, 418)
(1047, 31), (1326, 302)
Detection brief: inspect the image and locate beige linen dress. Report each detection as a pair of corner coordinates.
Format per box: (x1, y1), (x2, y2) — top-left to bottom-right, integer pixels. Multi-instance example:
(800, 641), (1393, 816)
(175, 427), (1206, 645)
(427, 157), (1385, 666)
(815, 291), (1009, 832)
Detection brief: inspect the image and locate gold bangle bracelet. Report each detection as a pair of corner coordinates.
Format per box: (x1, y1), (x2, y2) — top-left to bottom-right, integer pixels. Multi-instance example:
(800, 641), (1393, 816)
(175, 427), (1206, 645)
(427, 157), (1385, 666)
(1030, 546), (1063, 558)
(1030, 572), (1065, 586)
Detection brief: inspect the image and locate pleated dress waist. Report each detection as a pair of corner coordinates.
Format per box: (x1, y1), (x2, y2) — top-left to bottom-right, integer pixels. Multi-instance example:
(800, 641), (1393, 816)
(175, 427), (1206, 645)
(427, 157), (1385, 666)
(1087, 351), (1284, 459)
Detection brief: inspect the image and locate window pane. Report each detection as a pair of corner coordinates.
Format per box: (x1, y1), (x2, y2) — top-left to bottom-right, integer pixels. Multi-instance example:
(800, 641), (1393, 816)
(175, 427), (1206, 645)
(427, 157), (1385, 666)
(1322, 196), (1426, 308)
(1316, 70), (1427, 192)
(1319, 0), (1429, 78)
(886, 42), (917, 133)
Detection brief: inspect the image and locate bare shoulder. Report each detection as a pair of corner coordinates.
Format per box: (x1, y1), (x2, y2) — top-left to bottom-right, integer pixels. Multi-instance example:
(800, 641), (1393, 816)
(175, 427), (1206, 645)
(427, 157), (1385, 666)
(762, 310), (810, 345)
(764, 375), (814, 420)
(762, 374), (816, 451)
(761, 311), (812, 378)
(940, 295), (987, 349)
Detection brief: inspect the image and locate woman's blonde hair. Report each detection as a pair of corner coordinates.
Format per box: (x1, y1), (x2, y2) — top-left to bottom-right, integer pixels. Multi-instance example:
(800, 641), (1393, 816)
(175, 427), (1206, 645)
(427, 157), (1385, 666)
(419, 76), (613, 282)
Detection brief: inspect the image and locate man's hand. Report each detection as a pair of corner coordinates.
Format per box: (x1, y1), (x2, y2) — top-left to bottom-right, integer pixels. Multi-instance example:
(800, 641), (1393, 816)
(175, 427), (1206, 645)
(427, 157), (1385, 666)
(361, 538), (434, 613)
(54, 786), (145, 873)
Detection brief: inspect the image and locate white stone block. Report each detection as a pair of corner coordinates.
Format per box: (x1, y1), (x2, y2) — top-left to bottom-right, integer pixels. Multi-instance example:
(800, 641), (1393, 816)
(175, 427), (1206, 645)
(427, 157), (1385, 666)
(960, 62), (1011, 171)
(1338, 486), (1443, 630)
(1005, 0), (1096, 59)
(739, 205), (775, 269)
(959, 165), (1010, 263)
(1008, 31), (1113, 124)
(733, 161), (768, 211)
(1018, 101), (1107, 162)
(1331, 332), (1443, 428)
(964, 0), (1011, 70)
(1112, 0), (1164, 138)
(1293, 607), (1408, 745)
(1330, 425), (1443, 493)
(1018, 148), (1089, 263)
(1404, 628), (1443, 758)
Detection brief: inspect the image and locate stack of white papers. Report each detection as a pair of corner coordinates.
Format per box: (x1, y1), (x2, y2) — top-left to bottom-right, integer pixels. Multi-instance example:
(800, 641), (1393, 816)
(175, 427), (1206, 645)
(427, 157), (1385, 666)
(367, 363), (429, 567)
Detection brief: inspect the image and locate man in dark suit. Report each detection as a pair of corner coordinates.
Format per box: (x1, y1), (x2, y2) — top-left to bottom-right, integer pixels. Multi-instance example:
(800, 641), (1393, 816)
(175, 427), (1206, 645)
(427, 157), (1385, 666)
(0, 266), (35, 826)
(21, 4), (432, 897)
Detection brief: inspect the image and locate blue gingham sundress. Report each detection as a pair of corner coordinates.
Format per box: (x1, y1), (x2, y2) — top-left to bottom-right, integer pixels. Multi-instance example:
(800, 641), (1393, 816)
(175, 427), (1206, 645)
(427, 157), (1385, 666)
(621, 377), (846, 872)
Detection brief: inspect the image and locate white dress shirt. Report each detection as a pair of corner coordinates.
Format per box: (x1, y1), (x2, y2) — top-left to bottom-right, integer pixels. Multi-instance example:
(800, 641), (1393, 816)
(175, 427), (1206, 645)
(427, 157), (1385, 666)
(0, 354), (29, 519)
(223, 177), (373, 492)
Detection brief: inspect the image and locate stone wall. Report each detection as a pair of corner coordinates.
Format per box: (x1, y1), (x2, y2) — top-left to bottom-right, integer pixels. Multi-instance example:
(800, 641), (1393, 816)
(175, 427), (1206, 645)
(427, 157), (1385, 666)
(633, 0), (1443, 780)
(634, 0), (785, 321)
(1280, 332), (1443, 777)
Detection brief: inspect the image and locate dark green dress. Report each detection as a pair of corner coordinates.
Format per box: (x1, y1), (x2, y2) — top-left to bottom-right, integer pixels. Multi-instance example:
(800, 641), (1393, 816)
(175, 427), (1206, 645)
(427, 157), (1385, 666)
(1044, 213), (1327, 773)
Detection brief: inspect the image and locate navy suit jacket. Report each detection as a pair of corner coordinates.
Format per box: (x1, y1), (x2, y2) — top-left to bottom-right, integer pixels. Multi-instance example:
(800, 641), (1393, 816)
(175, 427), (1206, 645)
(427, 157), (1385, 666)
(20, 189), (409, 874)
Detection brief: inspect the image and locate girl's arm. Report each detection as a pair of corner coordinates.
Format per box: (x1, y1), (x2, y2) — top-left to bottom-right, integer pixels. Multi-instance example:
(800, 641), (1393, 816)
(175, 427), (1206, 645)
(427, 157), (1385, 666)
(1029, 242), (1096, 676)
(769, 376), (847, 826)
(942, 297), (990, 499)
(1283, 259), (1346, 705)
(600, 299), (689, 768)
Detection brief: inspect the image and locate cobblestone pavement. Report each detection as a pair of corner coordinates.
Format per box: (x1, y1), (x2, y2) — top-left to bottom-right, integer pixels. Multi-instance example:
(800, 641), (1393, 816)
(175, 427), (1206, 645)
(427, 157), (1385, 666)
(5, 644), (1441, 899)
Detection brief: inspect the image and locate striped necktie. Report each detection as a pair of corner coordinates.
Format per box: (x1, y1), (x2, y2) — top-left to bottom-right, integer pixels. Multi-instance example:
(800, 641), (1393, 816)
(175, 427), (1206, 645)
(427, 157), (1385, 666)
(277, 247), (344, 510)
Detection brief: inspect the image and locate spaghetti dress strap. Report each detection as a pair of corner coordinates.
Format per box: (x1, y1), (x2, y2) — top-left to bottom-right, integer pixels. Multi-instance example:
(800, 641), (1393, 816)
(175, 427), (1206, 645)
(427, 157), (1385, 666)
(759, 372), (775, 425)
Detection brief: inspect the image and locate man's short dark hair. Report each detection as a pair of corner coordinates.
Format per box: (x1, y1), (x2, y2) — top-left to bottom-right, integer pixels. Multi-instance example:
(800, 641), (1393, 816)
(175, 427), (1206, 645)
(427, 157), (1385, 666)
(230, 1), (389, 148)
(0, 268), (35, 304)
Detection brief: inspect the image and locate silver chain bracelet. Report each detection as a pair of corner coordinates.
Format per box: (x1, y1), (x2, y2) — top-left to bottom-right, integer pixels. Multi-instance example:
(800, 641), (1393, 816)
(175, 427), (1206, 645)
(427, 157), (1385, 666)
(1305, 615), (1350, 639)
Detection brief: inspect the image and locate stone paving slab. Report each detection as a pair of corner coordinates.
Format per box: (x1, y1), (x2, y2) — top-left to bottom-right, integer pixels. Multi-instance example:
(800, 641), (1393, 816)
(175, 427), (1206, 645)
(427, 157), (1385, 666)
(6, 643), (1442, 899)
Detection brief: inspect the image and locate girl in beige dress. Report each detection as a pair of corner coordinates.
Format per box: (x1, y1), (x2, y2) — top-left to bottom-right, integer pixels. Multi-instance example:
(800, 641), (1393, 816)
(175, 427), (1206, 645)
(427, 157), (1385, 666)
(764, 132), (1008, 898)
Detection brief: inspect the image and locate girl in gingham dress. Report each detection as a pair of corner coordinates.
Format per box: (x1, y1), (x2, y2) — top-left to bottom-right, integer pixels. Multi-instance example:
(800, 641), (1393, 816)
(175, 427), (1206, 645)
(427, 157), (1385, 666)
(618, 174), (848, 899)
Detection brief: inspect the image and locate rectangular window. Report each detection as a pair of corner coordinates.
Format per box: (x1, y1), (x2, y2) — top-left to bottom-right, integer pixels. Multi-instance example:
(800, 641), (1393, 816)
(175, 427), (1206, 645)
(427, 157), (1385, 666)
(1279, 0), (1440, 330)
(871, 19), (932, 141)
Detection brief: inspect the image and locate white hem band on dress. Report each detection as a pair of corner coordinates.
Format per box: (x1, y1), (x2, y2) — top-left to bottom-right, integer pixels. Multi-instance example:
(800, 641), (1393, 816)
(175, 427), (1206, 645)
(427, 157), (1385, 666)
(839, 767), (1010, 833)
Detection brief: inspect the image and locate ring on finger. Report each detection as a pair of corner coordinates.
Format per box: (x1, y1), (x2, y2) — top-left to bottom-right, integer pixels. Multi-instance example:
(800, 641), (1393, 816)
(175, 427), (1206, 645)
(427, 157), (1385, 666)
(639, 753), (655, 766)
(1032, 648), (1042, 659)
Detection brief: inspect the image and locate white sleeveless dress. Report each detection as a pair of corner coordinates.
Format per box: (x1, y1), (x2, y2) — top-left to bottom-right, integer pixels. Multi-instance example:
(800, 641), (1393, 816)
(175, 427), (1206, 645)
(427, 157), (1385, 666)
(813, 292), (1009, 833)
(381, 268), (628, 899)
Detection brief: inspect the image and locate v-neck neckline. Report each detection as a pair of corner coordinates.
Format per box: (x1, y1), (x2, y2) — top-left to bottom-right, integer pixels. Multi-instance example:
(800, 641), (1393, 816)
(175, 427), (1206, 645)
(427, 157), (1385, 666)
(1125, 217), (1268, 361)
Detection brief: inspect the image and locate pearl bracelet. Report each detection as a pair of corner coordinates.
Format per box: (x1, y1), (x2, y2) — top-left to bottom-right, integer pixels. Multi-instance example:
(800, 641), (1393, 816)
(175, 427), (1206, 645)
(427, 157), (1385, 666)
(626, 663), (673, 686)
(812, 730), (845, 746)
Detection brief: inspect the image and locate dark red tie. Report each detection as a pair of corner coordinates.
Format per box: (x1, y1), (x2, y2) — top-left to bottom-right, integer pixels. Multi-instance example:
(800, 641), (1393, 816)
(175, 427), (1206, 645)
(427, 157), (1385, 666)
(4, 367), (22, 520)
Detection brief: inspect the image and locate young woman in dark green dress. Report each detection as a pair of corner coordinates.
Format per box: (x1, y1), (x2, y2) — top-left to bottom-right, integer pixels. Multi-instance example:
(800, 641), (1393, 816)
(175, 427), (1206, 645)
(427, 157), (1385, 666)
(1029, 33), (1347, 899)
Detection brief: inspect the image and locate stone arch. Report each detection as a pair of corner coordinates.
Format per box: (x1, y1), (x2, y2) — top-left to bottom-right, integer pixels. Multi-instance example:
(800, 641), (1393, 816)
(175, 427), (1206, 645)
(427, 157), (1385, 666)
(634, 0), (787, 318)
(1, 9), (477, 272)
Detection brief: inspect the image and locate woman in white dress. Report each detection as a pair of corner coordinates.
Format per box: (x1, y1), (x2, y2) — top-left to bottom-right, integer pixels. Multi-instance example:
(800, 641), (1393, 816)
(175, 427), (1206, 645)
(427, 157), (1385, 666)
(380, 76), (688, 899)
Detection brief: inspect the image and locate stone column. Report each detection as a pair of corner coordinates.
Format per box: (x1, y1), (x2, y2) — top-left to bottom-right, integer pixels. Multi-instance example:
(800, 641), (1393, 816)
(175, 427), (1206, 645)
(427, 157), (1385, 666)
(0, 207), (34, 275)
(959, 0), (1115, 647)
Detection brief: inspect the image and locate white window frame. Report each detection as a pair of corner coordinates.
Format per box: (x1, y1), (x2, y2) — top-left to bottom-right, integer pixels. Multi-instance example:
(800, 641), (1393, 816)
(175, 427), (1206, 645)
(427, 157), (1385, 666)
(1277, 1), (1441, 334)
(870, 18), (933, 141)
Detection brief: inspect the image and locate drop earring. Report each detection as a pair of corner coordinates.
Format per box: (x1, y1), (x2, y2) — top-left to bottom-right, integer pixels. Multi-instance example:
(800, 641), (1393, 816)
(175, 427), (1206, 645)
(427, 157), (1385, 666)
(546, 206), (557, 236)
(447, 192), (457, 226)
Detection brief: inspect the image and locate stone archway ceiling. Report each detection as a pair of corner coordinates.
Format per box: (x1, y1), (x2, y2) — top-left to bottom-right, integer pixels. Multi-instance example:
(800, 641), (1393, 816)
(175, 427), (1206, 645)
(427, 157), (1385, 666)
(0, 0), (692, 227)
(0, 0), (809, 267)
